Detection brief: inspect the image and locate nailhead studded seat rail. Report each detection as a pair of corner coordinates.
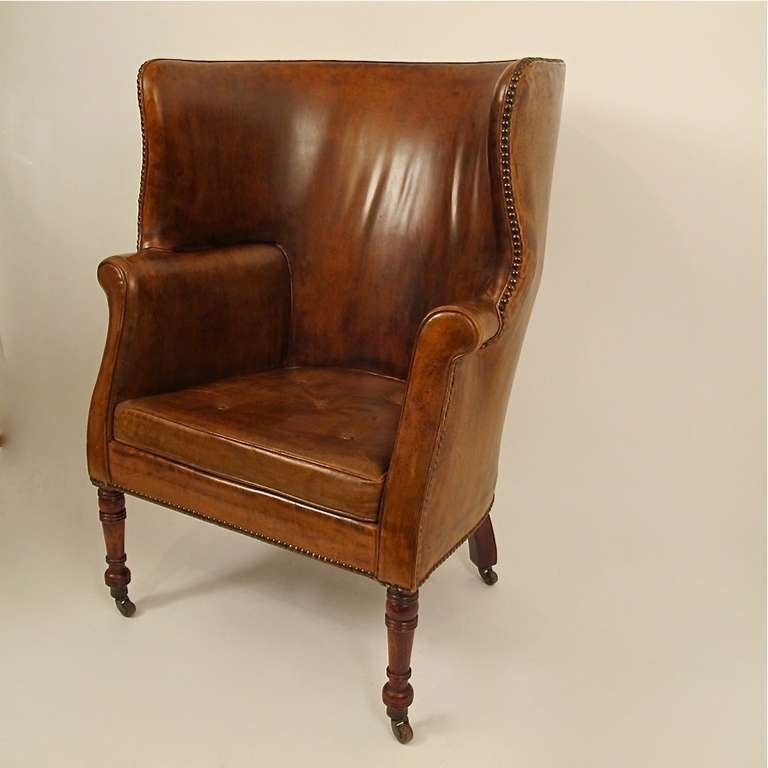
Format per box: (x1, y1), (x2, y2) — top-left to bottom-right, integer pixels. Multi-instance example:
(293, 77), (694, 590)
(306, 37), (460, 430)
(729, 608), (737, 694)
(87, 57), (565, 743)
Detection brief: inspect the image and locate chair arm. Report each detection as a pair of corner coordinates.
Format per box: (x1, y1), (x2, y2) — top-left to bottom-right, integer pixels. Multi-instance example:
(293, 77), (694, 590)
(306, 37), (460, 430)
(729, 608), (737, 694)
(87, 243), (291, 485)
(377, 300), (502, 589)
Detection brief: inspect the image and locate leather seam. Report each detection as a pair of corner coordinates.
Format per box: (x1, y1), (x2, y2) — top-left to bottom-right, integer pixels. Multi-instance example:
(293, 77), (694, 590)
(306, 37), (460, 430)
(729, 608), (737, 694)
(92, 479), (377, 579)
(272, 242), (294, 365)
(270, 364), (405, 385)
(130, 57), (556, 66)
(327, 367), (405, 384)
(115, 406), (389, 484)
(100, 261), (129, 484)
(413, 358), (461, 580)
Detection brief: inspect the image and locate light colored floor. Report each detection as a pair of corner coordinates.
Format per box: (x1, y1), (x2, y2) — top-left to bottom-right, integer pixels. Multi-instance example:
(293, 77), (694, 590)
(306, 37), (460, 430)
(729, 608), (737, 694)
(1, 431), (762, 768)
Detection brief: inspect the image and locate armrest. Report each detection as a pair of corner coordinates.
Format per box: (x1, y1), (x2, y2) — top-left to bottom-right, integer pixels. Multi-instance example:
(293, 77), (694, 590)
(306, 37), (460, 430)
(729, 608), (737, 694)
(377, 299), (502, 588)
(87, 243), (291, 484)
(417, 300), (502, 356)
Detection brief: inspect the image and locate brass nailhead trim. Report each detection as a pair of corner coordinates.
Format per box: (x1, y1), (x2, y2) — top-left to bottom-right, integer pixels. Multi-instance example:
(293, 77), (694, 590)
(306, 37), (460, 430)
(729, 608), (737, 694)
(483, 57), (564, 349)
(136, 62), (149, 251)
(496, 57), (535, 322)
(91, 479), (376, 579)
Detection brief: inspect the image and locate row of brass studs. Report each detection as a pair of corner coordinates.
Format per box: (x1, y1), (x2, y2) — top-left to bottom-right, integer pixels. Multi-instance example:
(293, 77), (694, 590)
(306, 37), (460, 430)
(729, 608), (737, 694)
(497, 57), (535, 317)
(136, 62), (149, 251)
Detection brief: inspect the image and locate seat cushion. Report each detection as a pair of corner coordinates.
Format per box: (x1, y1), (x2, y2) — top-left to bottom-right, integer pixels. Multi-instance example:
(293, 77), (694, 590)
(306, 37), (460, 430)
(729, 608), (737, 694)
(113, 367), (406, 522)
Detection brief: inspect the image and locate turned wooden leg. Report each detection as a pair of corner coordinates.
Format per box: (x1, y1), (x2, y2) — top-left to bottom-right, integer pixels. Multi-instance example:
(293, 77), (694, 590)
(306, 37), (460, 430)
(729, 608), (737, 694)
(382, 587), (418, 744)
(98, 488), (135, 617)
(469, 514), (498, 585)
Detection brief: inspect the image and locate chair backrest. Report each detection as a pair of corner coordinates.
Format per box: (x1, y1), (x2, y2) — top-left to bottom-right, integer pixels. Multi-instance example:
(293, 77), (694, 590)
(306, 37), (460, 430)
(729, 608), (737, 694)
(138, 59), (564, 378)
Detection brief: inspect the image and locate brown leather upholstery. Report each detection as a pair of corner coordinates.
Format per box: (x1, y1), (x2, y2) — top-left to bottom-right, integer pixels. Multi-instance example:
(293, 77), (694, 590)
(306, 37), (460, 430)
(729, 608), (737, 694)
(88, 58), (565, 591)
(114, 368), (404, 522)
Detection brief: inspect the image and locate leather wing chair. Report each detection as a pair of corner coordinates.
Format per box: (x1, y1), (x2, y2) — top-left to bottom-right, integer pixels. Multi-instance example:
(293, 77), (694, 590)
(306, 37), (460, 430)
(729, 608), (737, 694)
(87, 57), (565, 743)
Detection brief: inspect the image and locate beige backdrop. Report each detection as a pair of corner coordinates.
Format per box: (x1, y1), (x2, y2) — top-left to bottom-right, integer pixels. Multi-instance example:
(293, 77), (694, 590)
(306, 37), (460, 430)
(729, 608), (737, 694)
(0, 3), (764, 767)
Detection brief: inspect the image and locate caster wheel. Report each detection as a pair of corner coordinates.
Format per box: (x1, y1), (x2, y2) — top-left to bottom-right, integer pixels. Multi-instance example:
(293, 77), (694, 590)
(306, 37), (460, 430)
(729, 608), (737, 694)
(115, 596), (136, 617)
(390, 717), (413, 744)
(479, 567), (498, 586)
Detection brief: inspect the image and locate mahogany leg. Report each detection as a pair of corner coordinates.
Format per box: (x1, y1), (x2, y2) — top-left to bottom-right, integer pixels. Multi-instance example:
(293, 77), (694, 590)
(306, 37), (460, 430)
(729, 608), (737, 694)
(98, 488), (136, 617)
(468, 514), (499, 585)
(382, 587), (418, 743)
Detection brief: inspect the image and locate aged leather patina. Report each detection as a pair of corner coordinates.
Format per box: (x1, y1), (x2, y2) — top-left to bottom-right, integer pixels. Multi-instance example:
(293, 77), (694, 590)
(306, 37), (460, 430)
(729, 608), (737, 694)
(87, 57), (565, 742)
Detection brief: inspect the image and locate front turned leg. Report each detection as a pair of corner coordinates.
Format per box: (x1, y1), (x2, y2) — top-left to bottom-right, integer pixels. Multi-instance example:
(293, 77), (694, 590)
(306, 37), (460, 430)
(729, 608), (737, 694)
(382, 587), (418, 743)
(98, 488), (135, 617)
(468, 514), (499, 585)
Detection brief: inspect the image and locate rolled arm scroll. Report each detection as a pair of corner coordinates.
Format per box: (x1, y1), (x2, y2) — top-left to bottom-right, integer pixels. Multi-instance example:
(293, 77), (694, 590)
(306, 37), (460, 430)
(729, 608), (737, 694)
(87, 243), (291, 485)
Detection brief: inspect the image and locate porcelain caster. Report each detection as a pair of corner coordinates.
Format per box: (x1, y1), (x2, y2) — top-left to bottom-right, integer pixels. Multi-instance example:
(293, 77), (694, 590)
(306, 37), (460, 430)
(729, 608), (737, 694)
(478, 566), (498, 585)
(112, 590), (136, 617)
(390, 717), (413, 744)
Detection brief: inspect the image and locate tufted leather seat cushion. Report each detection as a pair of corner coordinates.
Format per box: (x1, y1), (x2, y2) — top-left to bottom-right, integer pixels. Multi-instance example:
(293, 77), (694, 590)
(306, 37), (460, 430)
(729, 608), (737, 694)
(113, 367), (405, 522)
